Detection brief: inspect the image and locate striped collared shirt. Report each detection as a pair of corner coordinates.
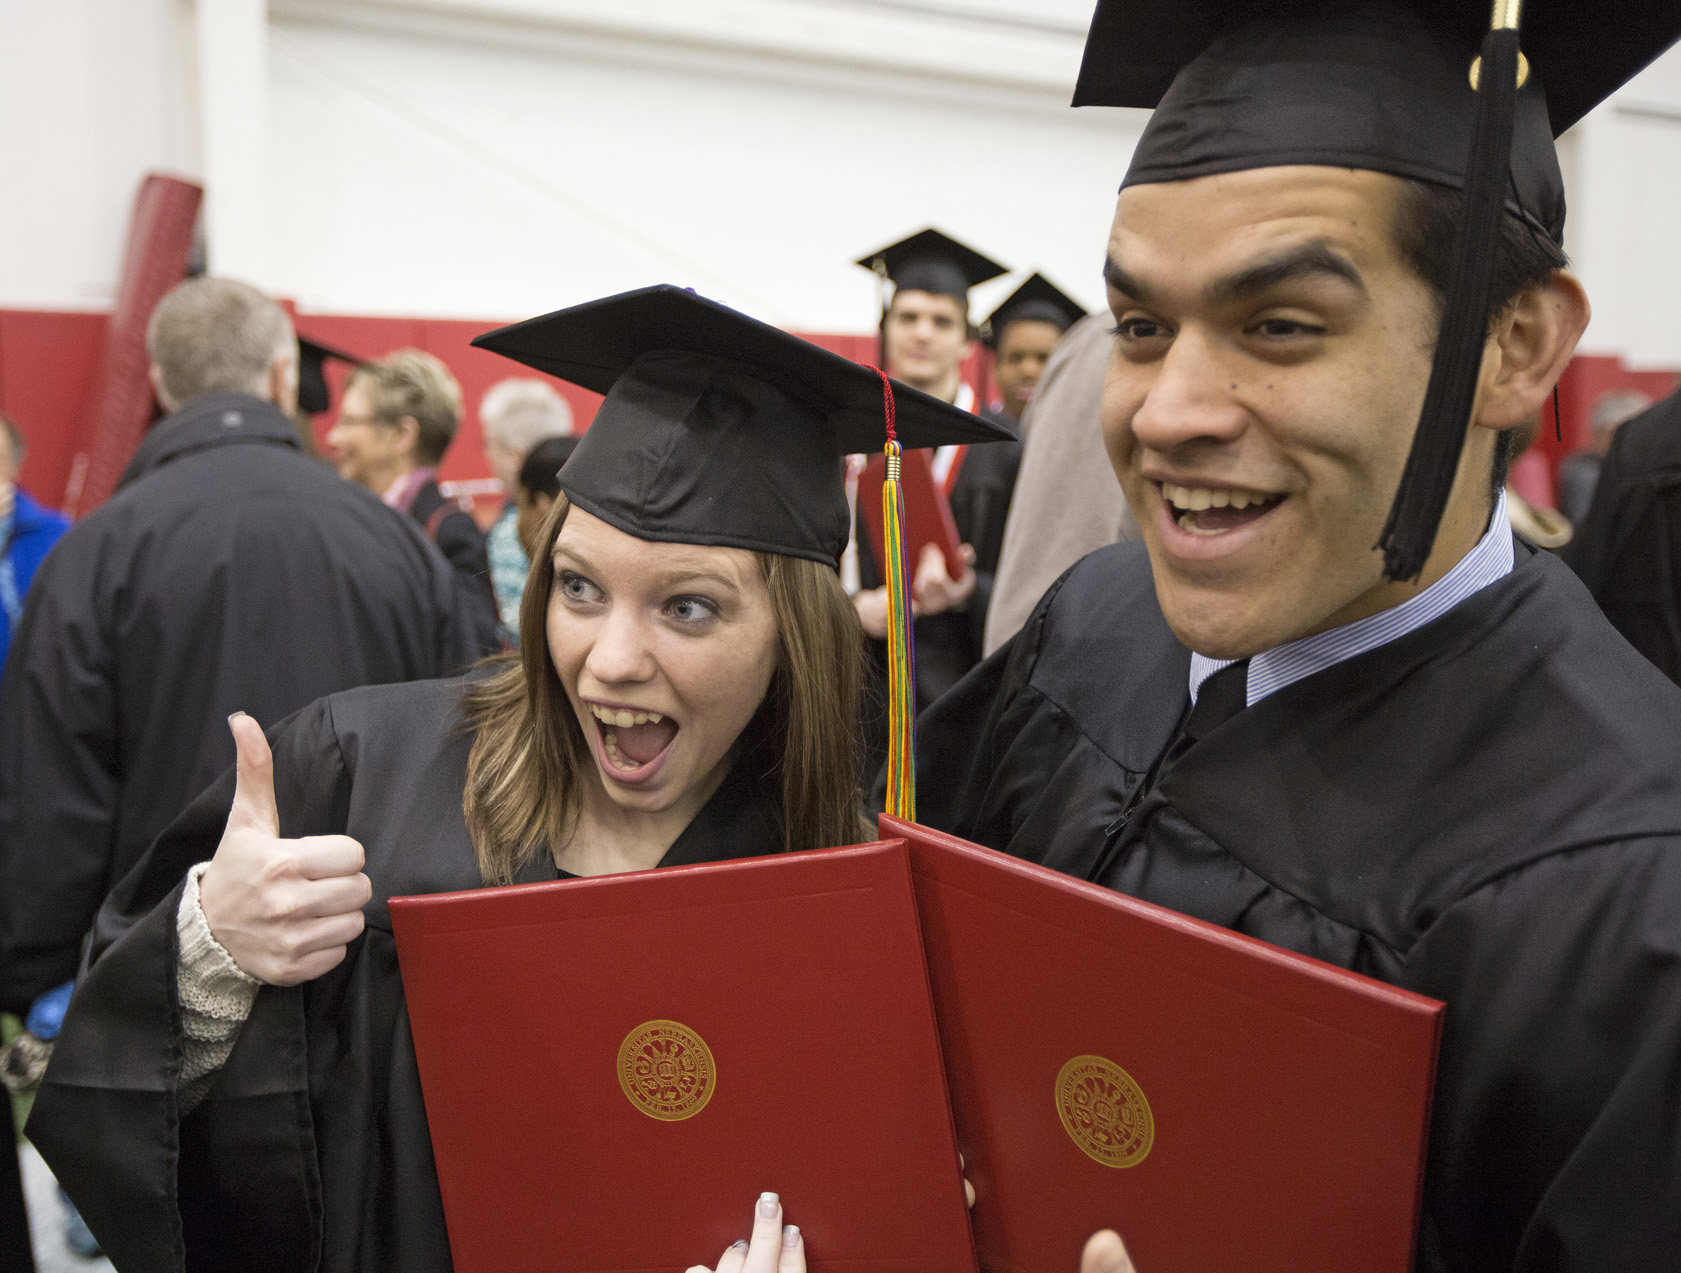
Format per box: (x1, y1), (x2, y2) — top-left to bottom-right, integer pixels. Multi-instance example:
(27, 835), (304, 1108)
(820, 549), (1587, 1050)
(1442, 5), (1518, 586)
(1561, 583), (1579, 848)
(1189, 490), (1514, 706)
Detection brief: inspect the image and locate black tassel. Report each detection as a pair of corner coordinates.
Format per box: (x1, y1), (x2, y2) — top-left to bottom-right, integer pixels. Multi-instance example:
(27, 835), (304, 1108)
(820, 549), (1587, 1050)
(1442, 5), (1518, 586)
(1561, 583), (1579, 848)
(1378, 26), (1522, 581)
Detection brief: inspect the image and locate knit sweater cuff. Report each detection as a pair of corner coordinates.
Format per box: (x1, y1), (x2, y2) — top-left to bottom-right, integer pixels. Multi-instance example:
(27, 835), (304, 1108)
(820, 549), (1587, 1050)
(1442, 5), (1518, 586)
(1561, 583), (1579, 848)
(176, 862), (260, 1112)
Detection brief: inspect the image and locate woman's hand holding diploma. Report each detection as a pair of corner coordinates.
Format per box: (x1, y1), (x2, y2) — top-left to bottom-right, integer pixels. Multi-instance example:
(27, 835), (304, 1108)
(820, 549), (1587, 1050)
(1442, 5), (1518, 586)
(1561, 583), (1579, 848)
(198, 712), (374, 985)
(1081, 1230), (1137, 1273)
(687, 1193), (805, 1273)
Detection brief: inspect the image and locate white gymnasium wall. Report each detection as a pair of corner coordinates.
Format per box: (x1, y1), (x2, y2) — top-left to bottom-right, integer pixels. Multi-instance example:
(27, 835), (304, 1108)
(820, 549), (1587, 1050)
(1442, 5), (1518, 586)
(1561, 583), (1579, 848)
(1563, 48), (1681, 369)
(2, 0), (1679, 365)
(0, 0), (199, 308)
(261, 0), (1138, 330)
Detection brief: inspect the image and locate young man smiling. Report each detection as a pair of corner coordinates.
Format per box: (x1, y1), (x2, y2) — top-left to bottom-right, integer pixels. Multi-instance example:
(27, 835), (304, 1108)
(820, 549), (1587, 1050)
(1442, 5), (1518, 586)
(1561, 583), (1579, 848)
(916, 2), (1681, 1269)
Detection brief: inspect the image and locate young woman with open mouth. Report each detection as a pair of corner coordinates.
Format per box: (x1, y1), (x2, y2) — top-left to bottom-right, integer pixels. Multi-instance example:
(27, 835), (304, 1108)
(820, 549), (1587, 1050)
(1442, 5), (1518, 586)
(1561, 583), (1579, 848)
(26, 286), (1010, 1272)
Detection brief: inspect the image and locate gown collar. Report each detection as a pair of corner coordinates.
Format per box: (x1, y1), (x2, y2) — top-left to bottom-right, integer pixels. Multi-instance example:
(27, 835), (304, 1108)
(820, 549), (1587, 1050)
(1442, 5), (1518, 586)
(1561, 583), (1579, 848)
(1189, 489), (1514, 706)
(1158, 544), (1681, 943)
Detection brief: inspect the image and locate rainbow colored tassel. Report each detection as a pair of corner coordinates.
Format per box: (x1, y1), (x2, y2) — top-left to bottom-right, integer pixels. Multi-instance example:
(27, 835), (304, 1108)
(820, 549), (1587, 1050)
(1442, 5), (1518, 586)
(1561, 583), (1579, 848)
(881, 439), (916, 820)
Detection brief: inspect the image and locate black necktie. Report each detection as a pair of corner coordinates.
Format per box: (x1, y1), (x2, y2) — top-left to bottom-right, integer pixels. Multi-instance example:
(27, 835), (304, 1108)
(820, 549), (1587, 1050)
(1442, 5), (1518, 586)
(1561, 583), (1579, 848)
(1180, 659), (1250, 750)
(1093, 658), (1253, 882)
(1152, 658), (1251, 778)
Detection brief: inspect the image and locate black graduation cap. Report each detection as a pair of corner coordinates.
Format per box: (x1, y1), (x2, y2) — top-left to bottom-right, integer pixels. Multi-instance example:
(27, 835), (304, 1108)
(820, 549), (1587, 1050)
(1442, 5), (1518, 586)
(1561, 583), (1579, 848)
(982, 273), (1088, 349)
(854, 228), (1008, 310)
(471, 285), (1013, 567)
(296, 336), (366, 416)
(1075, 0), (1681, 580)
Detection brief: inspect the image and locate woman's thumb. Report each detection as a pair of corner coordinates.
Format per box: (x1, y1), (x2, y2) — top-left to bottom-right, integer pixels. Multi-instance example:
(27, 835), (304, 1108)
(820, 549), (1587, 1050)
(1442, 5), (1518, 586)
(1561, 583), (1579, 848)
(1080, 1231), (1136, 1273)
(227, 712), (280, 835)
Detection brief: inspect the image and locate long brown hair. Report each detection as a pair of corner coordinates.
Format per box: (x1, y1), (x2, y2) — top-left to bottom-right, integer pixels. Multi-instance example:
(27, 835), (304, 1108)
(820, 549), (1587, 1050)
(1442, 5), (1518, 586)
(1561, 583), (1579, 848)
(462, 495), (871, 884)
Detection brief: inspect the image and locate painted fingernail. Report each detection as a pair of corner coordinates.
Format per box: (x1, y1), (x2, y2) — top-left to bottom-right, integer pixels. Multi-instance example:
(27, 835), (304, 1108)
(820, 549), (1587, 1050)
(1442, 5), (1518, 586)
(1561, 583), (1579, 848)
(228, 711), (247, 724)
(758, 1191), (779, 1218)
(783, 1226), (800, 1249)
(732, 1240), (749, 1251)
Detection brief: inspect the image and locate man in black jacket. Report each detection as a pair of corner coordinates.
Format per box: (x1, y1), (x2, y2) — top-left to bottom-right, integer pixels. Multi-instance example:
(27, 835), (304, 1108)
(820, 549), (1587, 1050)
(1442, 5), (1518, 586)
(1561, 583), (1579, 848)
(325, 349), (501, 650)
(0, 277), (484, 1015)
(1564, 385), (1681, 685)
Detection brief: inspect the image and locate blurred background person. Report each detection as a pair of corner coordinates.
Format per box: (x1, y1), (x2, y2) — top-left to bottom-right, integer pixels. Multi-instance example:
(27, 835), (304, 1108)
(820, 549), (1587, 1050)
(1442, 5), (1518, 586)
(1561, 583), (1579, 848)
(980, 272), (1085, 430)
(513, 433), (579, 560)
(1504, 415), (1574, 551)
(983, 311), (1142, 656)
(0, 412), (73, 1267)
(478, 378), (574, 644)
(0, 277), (483, 1092)
(0, 413), (69, 677)
(1558, 389), (1653, 527)
(328, 350), (501, 651)
(1567, 386), (1681, 685)
(850, 229), (1018, 713)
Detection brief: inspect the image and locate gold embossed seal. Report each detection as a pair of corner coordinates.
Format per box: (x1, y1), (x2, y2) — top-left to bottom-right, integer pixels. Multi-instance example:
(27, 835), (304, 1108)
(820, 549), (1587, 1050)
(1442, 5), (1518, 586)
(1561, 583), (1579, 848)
(617, 1019), (717, 1121)
(1055, 1054), (1154, 1168)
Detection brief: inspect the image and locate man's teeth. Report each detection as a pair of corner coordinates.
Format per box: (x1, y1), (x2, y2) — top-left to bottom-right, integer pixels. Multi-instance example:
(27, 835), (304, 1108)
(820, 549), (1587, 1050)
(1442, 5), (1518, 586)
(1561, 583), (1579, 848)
(1161, 483), (1275, 512)
(588, 705), (664, 728)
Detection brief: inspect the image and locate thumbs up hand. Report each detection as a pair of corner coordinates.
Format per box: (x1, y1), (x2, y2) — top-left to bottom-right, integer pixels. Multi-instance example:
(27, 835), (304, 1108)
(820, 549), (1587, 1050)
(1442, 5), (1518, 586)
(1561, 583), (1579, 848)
(197, 712), (374, 986)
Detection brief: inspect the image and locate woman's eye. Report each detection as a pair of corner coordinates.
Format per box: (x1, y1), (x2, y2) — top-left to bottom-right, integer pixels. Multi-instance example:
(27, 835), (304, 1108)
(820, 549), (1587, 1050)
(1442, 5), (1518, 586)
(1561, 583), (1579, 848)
(556, 571), (603, 604)
(665, 596), (721, 626)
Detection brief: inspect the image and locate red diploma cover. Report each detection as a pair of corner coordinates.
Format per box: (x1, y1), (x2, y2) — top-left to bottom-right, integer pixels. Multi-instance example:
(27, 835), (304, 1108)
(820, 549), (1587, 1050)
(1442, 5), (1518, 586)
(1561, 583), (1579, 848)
(391, 841), (976, 1273)
(859, 448), (966, 581)
(884, 815), (1443, 1273)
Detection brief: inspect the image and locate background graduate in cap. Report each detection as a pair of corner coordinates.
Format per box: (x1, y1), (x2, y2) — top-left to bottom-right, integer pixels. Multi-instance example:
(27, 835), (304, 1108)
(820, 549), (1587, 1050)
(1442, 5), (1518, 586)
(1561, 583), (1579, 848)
(981, 272), (1086, 428)
(911, 1), (1681, 1270)
(855, 226), (1006, 409)
(26, 285), (1008, 1272)
(850, 228), (1021, 738)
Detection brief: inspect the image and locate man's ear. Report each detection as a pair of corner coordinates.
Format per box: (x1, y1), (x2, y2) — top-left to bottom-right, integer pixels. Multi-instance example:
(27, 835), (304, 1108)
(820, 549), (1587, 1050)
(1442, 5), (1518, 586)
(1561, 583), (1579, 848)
(267, 346), (299, 416)
(148, 364), (177, 414)
(1472, 271), (1591, 435)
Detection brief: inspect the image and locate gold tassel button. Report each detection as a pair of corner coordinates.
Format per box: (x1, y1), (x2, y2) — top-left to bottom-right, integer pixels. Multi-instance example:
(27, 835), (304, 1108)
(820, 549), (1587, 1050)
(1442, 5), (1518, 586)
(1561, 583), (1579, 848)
(1469, 50), (1529, 91)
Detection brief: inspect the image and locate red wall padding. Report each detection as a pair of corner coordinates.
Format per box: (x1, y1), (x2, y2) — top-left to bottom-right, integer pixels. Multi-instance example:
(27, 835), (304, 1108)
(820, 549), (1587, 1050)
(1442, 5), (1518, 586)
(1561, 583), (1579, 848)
(67, 175), (203, 516)
(1535, 355), (1678, 474)
(0, 309), (109, 507)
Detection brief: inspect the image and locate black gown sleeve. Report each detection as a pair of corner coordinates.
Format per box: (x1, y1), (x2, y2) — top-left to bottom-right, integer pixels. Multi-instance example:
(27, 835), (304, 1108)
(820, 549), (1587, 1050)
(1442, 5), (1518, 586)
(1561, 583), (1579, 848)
(1404, 837), (1681, 1272)
(27, 697), (353, 1273)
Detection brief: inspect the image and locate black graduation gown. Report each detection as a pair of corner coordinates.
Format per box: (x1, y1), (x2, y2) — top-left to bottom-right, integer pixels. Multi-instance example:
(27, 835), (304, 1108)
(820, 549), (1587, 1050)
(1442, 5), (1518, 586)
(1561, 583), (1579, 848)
(409, 478), (502, 656)
(0, 394), (483, 1015)
(26, 677), (788, 1273)
(1564, 386), (1681, 685)
(915, 539), (1681, 1272)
